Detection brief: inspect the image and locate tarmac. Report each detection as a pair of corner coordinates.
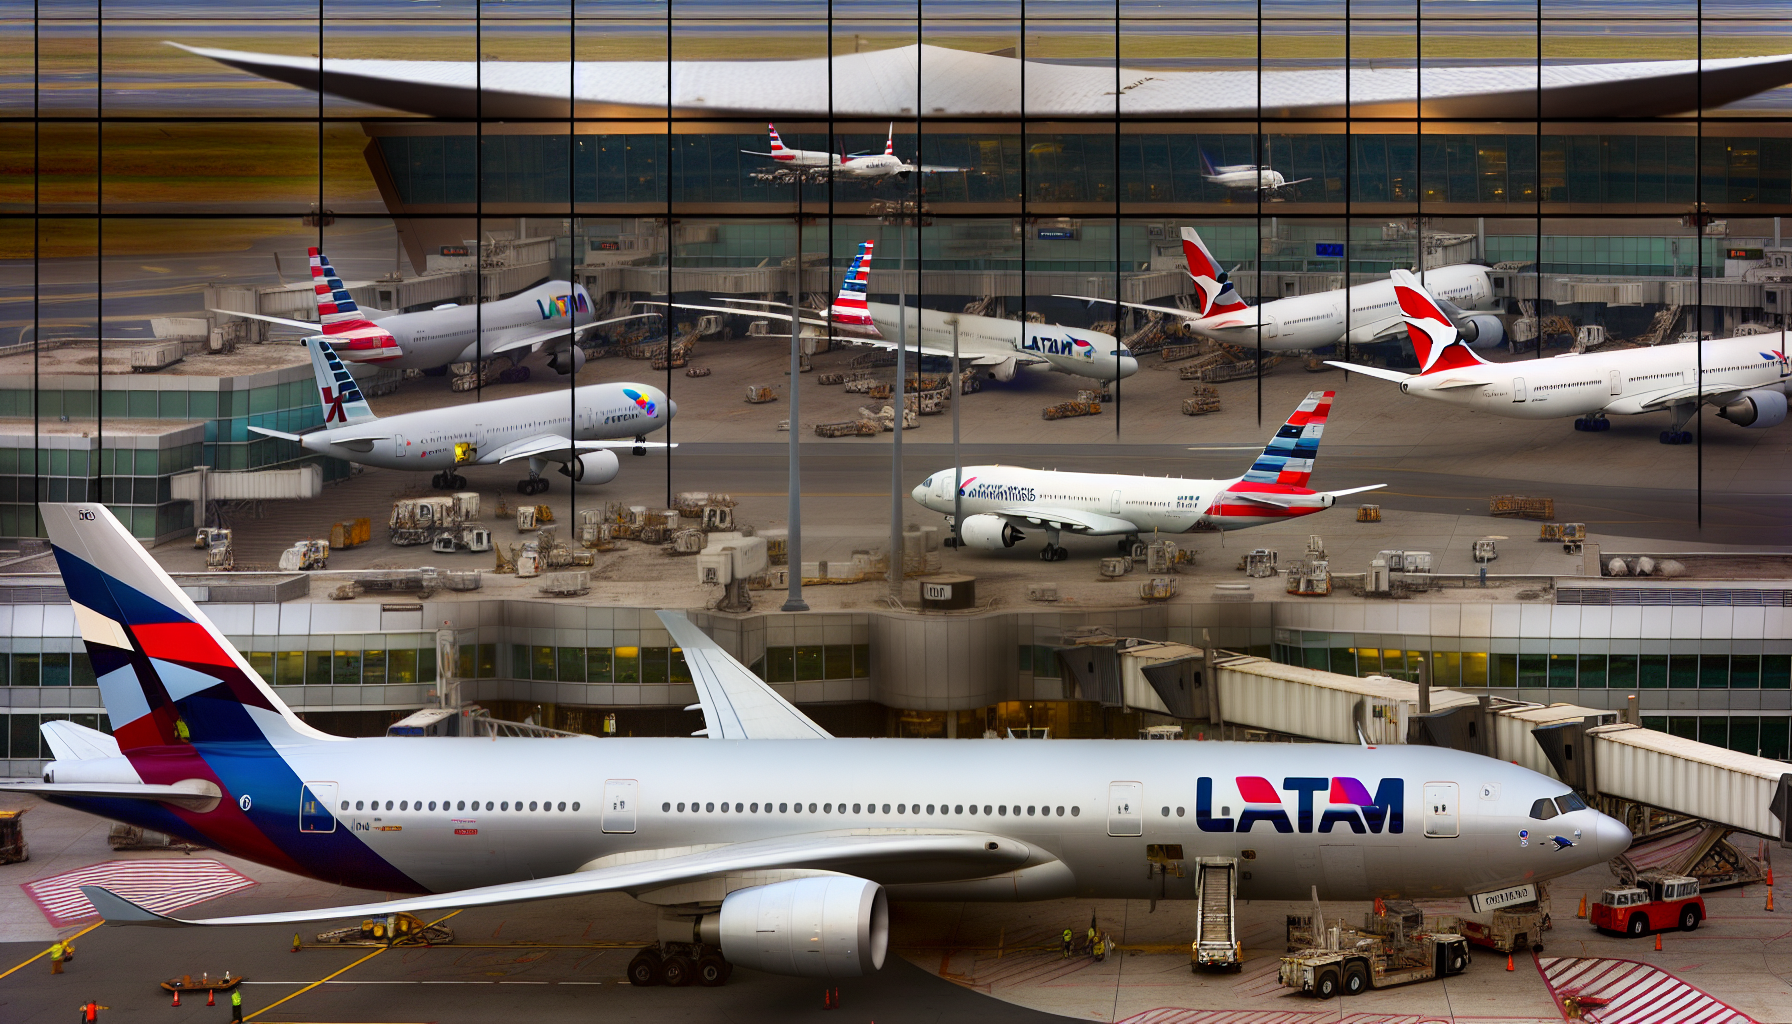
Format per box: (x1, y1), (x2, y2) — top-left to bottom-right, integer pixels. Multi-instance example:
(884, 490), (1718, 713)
(3, 794), (1791, 1024)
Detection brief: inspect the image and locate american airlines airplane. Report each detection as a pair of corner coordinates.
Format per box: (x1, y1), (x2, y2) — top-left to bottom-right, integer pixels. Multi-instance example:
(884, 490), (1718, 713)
(741, 123), (961, 180)
(13, 501), (1628, 987)
(673, 241), (1138, 386)
(1329, 269), (1792, 446)
(1064, 228), (1500, 353)
(250, 338), (674, 494)
(1199, 151), (1312, 196)
(213, 248), (652, 382)
(913, 390), (1383, 560)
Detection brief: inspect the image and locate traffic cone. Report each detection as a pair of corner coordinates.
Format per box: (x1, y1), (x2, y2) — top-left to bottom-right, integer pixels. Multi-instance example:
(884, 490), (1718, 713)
(1654, 933), (1662, 951)
(171, 988), (181, 1008)
(292, 932), (302, 953)
(207, 988), (215, 1006)
(1767, 889), (1775, 912)
(1577, 895), (1587, 918)
(1506, 954), (1514, 971)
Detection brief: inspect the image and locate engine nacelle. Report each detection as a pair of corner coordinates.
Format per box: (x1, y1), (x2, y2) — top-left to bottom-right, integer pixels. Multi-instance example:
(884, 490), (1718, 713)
(959, 514), (1025, 550)
(987, 357), (1018, 382)
(1719, 387), (1788, 429)
(546, 345), (587, 375)
(1454, 313), (1506, 349)
(558, 450), (619, 484)
(704, 877), (888, 978)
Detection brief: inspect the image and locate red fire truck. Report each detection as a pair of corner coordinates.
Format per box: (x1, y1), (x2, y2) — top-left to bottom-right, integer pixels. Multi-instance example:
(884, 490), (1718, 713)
(1589, 874), (1704, 936)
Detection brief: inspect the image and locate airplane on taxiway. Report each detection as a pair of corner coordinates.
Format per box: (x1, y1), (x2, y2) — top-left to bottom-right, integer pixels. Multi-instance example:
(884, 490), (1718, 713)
(1199, 151), (1312, 196)
(669, 240), (1138, 386)
(1329, 269), (1792, 445)
(213, 248), (654, 383)
(1063, 227), (1502, 354)
(741, 123), (964, 179)
(912, 390), (1385, 561)
(11, 500), (1629, 986)
(248, 337), (673, 494)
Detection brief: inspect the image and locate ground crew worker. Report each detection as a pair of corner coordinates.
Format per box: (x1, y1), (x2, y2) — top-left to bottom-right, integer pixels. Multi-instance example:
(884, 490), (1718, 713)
(1061, 928), (1073, 958)
(1093, 934), (1105, 962)
(49, 940), (65, 974)
(231, 985), (245, 1022)
(1086, 924), (1097, 956)
(78, 999), (109, 1021)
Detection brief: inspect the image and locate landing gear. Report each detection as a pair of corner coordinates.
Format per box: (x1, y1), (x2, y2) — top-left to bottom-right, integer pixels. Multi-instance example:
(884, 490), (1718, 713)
(1116, 537), (1137, 555)
(661, 954), (695, 988)
(633, 434), (648, 456)
(1573, 415), (1611, 432)
(1659, 404), (1696, 445)
(497, 365), (532, 385)
(430, 471), (468, 489)
(628, 942), (731, 988)
(696, 954), (731, 987)
(516, 476), (550, 495)
(1038, 545), (1068, 561)
(627, 949), (662, 986)
(1659, 430), (1694, 445)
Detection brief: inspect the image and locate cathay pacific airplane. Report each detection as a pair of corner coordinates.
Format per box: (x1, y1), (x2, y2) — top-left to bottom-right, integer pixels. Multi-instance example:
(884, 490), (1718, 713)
(8, 503), (1628, 987)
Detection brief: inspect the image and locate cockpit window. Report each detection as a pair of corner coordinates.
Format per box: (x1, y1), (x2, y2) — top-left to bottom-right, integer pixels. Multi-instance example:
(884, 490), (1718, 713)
(1115, 348), (1134, 357)
(1555, 792), (1588, 814)
(1529, 798), (1559, 820)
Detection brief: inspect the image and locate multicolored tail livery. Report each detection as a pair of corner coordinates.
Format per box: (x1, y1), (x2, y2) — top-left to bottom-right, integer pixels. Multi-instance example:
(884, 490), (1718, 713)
(828, 240), (878, 333)
(307, 248), (401, 360)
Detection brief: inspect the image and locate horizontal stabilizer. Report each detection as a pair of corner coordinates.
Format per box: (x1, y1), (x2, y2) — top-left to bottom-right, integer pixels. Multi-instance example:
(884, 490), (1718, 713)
(246, 426), (302, 442)
(1323, 361), (1412, 384)
(1326, 484), (1388, 499)
(208, 308), (320, 332)
(1, 779), (222, 811)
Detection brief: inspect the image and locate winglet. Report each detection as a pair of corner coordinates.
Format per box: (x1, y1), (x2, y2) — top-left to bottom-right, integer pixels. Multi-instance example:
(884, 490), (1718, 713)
(657, 611), (832, 740)
(80, 885), (187, 927)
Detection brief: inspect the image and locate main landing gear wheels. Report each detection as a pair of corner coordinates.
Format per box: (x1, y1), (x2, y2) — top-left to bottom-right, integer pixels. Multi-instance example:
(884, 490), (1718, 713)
(517, 476), (550, 495)
(430, 471), (468, 489)
(1573, 416), (1611, 432)
(1039, 544), (1068, 561)
(661, 954), (695, 987)
(633, 435), (648, 456)
(628, 944), (732, 988)
(1659, 405), (1696, 445)
(497, 365), (532, 385)
(627, 949), (662, 986)
(696, 955), (731, 987)
(1659, 430), (1694, 445)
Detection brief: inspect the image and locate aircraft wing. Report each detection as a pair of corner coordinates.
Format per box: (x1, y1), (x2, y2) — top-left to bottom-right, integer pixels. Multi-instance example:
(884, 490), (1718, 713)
(1632, 381), (1761, 411)
(989, 506), (1139, 536)
(1263, 177), (1314, 189)
(833, 335), (1036, 365)
(78, 829), (1033, 928)
(657, 302), (839, 332)
(208, 308), (321, 332)
(481, 434), (675, 465)
(657, 611), (832, 740)
(1053, 295), (1198, 320)
(483, 314), (662, 358)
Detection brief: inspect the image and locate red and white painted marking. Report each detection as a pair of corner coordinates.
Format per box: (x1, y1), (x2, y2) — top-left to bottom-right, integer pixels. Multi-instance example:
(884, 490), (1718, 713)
(1539, 956), (1757, 1024)
(22, 859), (257, 927)
(1118, 1011), (1559, 1024)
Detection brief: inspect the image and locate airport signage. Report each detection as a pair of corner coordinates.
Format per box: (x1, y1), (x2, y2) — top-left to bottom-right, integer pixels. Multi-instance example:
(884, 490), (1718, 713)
(440, 245), (470, 257)
(1469, 883), (1537, 914)
(1315, 243), (1345, 258)
(1727, 247), (1764, 260)
(1038, 229), (1078, 240)
(596, 240), (620, 251)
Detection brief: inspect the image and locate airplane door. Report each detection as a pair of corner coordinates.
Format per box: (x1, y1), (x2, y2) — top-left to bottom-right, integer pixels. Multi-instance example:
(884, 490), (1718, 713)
(1609, 370), (1622, 396)
(1423, 782), (1460, 838)
(601, 779), (638, 834)
(299, 782), (338, 833)
(1107, 781), (1143, 837)
(1109, 489), (1123, 514)
(1512, 378), (1527, 403)
(576, 407), (592, 433)
(392, 433), (406, 458)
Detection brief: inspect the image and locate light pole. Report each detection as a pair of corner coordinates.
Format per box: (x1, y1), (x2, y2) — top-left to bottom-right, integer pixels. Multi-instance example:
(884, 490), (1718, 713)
(950, 315), (962, 544)
(783, 185), (810, 612)
(889, 213), (908, 600)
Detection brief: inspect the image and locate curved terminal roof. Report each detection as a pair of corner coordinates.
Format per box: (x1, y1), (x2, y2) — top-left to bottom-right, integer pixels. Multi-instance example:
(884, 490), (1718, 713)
(169, 42), (1792, 120)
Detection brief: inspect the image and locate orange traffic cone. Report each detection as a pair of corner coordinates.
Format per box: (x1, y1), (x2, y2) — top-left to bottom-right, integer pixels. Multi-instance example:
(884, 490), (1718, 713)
(207, 988), (215, 1007)
(1655, 932), (1663, 951)
(1577, 895), (1587, 918)
(1768, 889), (1775, 912)
(1506, 954), (1514, 971)
(171, 988), (181, 1008)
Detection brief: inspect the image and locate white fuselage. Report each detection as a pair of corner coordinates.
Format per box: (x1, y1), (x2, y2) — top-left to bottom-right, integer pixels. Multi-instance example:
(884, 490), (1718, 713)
(299, 383), (673, 471)
(205, 737), (1624, 902)
(771, 148), (910, 179)
(364, 282), (596, 370)
(1207, 165), (1286, 191)
(1402, 336), (1792, 420)
(867, 304), (1138, 383)
(1191, 265), (1495, 352)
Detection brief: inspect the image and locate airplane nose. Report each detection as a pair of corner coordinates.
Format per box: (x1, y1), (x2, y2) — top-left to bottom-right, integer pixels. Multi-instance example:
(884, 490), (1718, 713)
(1593, 811), (1633, 860)
(666, 398), (678, 419)
(910, 483), (927, 503)
(1118, 355), (1139, 378)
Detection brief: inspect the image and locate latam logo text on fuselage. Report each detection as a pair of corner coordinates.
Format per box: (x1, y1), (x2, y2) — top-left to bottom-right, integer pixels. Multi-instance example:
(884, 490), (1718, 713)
(1195, 776), (1403, 834)
(537, 293), (590, 320)
(1021, 336), (1093, 359)
(964, 482), (1037, 502)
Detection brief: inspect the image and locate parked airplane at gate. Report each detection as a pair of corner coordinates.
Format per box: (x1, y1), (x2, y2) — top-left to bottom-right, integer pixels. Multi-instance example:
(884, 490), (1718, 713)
(741, 123), (963, 179)
(14, 501), (1627, 986)
(249, 338), (674, 494)
(1328, 270), (1792, 445)
(213, 248), (652, 382)
(670, 240), (1137, 386)
(1062, 227), (1500, 354)
(912, 390), (1384, 560)
(1199, 151), (1312, 196)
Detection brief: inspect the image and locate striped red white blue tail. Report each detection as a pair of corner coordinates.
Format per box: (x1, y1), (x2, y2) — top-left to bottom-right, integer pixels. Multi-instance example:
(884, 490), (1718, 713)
(1181, 227), (1249, 319)
(307, 249), (402, 360)
(768, 123), (792, 160)
(883, 124), (895, 156)
(828, 240), (879, 334)
(1391, 269), (1491, 375)
(1241, 389), (1333, 489)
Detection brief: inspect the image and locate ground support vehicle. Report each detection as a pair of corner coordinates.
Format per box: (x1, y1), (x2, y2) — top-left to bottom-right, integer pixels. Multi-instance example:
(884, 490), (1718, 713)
(1590, 874), (1704, 936)
(278, 540), (329, 571)
(1190, 856), (1242, 972)
(1280, 902), (1471, 999)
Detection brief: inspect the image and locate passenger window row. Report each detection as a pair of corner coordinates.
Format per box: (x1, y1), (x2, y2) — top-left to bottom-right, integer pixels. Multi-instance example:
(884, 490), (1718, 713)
(341, 799), (581, 813)
(659, 800), (1080, 818)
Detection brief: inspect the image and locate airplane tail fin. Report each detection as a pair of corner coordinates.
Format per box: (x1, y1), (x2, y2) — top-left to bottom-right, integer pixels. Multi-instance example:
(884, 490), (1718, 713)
(1199, 150), (1217, 177)
(40, 503), (332, 756)
(884, 123), (895, 156)
(305, 338), (378, 426)
(768, 122), (789, 157)
(307, 249), (375, 334)
(1181, 227), (1250, 318)
(1239, 389), (1334, 489)
(1390, 268), (1492, 375)
(827, 240), (879, 334)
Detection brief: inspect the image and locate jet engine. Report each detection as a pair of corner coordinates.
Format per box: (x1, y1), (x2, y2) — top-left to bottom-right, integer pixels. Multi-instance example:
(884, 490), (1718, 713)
(1718, 387), (1788, 428)
(1453, 313), (1506, 349)
(558, 450), (620, 484)
(959, 514), (1025, 550)
(701, 877), (888, 978)
(546, 345), (587, 376)
(987, 357), (1018, 382)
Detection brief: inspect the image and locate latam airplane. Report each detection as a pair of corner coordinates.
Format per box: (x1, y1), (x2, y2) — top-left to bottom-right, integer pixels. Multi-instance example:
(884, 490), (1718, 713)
(741, 123), (963, 179)
(913, 390), (1383, 560)
(1200, 151), (1312, 196)
(1329, 270), (1792, 445)
(249, 338), (674, 494)
(1064, 228), (1500, 354)
(213, 249), (653, 382)
(672, 241), (1138, 386)
(13, 501), (1628, 987)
